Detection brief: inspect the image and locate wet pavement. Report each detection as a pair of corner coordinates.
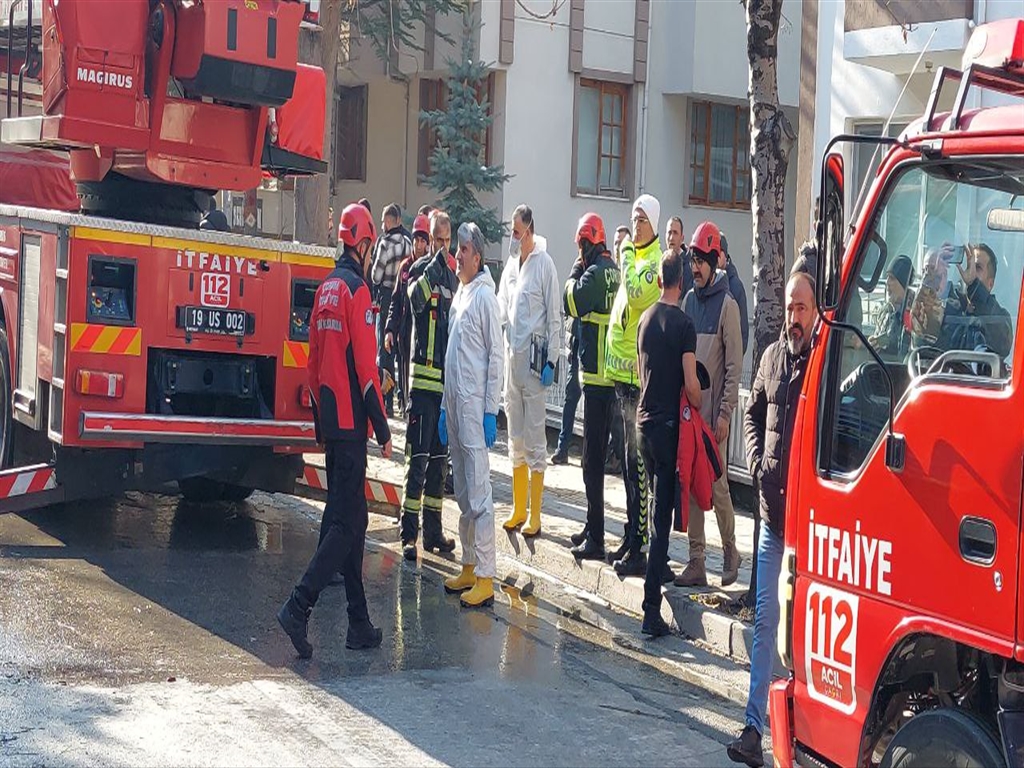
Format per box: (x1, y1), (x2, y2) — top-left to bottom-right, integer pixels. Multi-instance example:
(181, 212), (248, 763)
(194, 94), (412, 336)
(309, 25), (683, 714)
(1, 491), (747, 766)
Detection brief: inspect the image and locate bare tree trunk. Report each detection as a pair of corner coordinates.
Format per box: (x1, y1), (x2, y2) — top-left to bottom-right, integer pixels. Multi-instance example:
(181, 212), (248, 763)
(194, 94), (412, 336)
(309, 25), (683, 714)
(745, 0), (795, 605)
(294, 0), (341, 245)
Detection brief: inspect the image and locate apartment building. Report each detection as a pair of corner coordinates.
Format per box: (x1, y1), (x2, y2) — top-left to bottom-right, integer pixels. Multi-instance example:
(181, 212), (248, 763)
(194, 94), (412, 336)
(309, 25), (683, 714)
(797, 0), (1024, 234)
(256, 0), (802, 381)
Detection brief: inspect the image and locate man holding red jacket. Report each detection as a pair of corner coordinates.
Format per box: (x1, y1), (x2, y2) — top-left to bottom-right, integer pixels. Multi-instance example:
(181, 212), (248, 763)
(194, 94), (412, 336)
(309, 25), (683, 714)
(278, 203), (394, 659)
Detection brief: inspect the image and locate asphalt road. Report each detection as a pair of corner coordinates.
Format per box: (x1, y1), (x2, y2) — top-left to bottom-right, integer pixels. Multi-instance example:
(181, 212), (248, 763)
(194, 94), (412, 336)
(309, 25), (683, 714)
(0, 490), (748, 767)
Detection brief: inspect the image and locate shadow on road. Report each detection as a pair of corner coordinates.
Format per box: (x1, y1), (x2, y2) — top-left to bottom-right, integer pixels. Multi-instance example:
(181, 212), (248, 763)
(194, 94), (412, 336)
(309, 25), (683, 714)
(1, 490), (742, 766)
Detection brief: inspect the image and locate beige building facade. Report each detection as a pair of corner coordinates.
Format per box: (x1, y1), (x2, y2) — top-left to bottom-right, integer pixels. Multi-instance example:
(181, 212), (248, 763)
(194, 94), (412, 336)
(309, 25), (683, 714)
(257, 0), (804, 383)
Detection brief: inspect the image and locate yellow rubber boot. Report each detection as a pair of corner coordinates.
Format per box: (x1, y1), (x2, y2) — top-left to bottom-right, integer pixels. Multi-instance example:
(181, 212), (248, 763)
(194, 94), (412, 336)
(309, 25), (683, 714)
(522, 470), (544, 538)
(460, 577), (495, 608)
(503, 464), (529, 530)
(444, 564), (476, 593)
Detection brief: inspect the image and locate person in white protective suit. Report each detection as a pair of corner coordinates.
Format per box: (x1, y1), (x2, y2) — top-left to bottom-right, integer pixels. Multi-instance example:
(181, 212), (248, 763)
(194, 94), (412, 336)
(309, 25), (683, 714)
(497, 204), (562, 539)
(439, 222), (504, 608)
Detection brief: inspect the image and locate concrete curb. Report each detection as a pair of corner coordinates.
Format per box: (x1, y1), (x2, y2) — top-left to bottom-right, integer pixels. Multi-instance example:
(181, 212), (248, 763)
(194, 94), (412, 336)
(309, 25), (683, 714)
(432, 501), (757, 667)
(334, 459), (761, 668)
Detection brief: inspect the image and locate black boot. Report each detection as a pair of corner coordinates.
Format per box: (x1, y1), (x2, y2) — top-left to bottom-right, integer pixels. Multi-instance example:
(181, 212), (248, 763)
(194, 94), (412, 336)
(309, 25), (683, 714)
(661, 562), (676, 585)
(346, 618), (383, 650)
(400, 511), (419, 562)
(614, 546), (647, 577)
(570, 523), (589, 547)
(606, 537), (630, 565)
(571, 535), (606, 561)
(549, 448), (569, 466)
(641, 610), (672, 638)
(422, 508), (455, 554)
(277, 595), (312, 659)
(727, 725), (764, 768)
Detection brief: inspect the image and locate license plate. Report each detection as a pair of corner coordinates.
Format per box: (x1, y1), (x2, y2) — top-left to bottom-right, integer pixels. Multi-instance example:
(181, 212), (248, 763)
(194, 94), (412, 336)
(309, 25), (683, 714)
(181, 306), (247, 336)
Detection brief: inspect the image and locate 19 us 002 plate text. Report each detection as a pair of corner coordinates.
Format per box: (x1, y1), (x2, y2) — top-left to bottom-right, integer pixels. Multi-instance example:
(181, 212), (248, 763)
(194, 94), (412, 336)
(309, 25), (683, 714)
(181, 306), (247, 337)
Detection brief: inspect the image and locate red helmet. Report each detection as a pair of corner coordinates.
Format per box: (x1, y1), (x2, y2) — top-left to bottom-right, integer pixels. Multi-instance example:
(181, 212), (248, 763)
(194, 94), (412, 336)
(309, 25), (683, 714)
(575, 212), (606, 247)
(412, 214), (430, 239)
(338, 203), (376, 249)
(690, 220), (721, 258)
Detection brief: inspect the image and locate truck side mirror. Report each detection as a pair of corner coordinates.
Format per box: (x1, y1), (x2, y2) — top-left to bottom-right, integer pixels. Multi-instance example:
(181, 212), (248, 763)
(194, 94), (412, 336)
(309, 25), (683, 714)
(817, 152), (845, 312)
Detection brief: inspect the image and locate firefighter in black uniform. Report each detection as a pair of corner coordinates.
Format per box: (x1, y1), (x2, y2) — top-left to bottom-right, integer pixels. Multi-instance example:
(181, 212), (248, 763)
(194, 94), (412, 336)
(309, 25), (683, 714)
(399, 210), (458, 561)
(562, 213), (621, 561)
(277, 203), (393, 658)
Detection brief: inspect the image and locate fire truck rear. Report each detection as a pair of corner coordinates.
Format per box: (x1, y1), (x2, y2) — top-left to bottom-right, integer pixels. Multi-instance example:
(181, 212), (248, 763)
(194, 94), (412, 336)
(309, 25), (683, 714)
(768, 18), (1024, 768)
(1, 0), (332, 511)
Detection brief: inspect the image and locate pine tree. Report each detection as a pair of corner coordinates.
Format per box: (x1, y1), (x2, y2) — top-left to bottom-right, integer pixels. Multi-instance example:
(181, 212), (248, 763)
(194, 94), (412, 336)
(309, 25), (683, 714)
(420, 10), (510, 245)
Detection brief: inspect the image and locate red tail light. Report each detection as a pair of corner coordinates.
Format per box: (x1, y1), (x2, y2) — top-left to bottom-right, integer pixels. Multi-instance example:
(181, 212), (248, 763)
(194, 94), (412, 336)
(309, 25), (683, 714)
(299, 385), (312, 408)
(75, 370), (125, 399)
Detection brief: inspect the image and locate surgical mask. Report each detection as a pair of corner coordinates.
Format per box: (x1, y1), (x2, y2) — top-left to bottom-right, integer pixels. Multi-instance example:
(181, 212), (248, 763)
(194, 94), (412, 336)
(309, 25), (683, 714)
(509, 235), (522, 258)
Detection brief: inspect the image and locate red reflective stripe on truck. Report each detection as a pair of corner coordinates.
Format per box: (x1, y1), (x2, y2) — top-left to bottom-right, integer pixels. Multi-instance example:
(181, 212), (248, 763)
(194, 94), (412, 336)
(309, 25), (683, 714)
(297, 462), (401, 506)
(0, 466), (57, 498)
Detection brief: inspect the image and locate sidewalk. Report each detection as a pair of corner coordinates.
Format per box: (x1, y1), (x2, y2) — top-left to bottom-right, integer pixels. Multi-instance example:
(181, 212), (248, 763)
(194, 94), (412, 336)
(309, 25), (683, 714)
(314, 416), (761, 666)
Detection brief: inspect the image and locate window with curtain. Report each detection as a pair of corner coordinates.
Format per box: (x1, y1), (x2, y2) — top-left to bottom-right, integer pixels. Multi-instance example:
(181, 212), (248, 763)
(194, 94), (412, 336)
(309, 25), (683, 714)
(575, 79), (629, 198)
(689, 100), (750, 209)
(334, 85), (367, 182)
(418, 73), (495, 179)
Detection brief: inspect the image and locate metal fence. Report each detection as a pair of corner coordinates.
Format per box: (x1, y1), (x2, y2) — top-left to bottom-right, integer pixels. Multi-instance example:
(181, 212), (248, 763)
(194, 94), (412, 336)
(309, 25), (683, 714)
(539, 348), (754, 487)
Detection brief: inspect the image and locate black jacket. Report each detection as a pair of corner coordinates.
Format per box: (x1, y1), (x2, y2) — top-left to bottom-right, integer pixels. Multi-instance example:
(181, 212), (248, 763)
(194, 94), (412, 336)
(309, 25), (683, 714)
(744, 338), (809, 535)
(939, 280), (1013, 361)
(725, 259), (749, 354)
(406, 248), (457, 395)
(563, 251), (620, 387)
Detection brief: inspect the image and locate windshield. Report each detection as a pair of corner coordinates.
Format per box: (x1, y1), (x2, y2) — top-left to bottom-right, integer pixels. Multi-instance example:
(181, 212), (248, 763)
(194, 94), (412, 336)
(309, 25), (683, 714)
(824, 157), (1024, 473)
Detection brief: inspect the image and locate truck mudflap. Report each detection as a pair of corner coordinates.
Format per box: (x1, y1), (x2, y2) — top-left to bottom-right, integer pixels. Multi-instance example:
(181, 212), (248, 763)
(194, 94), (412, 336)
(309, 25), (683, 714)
(296, 461), (401, 517)
(79, 412), (318, 447)
(0, 464), (63, 513)
(769, 677), (795, 768)
(1000, 711), (1024, 768)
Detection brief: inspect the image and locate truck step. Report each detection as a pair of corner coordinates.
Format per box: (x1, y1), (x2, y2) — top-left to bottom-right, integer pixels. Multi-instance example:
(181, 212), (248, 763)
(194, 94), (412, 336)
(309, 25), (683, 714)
(295, 463), (401, 515)
(0, 464), (64, 513)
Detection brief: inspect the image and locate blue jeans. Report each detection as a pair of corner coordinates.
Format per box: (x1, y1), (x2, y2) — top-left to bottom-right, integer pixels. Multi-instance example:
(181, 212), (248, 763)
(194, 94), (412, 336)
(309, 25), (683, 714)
(744, 525), (784, 735)
(556, 353), (580, 454)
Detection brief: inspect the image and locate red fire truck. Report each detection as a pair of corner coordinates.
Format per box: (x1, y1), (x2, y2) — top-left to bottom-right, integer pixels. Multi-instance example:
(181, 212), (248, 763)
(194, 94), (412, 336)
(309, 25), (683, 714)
(768, 18), (1024, 768)
(0, 0), (334, 512)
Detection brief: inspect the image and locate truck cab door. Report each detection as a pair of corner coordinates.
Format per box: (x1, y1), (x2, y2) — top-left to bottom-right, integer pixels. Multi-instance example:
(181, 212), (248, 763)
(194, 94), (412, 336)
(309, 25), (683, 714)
(790, 157), (1024, 766)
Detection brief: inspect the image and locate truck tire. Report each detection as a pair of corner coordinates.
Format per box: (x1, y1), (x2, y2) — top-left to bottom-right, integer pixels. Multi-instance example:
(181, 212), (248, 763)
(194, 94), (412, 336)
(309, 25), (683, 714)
(178, 477), (255, 503)
(0, 326), (12, 468)
(77, 174), (212, 229)
(880, 708), (1006, 768)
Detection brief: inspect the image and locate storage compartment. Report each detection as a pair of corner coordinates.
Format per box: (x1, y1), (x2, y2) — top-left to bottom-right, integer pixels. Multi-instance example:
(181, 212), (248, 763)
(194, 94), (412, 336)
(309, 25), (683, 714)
(87, 256), (135, 324)
(289, 278), (317, 342)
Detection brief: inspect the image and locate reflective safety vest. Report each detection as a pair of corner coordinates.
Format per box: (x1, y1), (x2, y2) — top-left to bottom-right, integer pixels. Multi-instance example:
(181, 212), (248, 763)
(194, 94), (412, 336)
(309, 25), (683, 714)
(606, 237), (662, 387)
(406, 249), (458, 395)
(563, 250), (620, 388)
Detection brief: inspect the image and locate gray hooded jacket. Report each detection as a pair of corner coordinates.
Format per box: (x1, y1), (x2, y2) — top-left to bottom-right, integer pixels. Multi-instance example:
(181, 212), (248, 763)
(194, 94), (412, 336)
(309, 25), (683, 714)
(681, 270), (743, 429)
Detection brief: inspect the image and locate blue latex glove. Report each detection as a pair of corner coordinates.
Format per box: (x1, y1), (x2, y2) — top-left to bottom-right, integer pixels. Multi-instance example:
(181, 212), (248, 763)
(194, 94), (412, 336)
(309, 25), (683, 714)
(438, 408), (448, 446)
(483, 413), (497, 448)
(540, 361), (555, 387)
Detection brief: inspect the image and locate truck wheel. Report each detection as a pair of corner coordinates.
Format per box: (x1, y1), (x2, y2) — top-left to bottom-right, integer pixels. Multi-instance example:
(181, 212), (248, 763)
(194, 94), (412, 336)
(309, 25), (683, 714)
(880, 708), (1005, 768)
(0, 326), (13, 468)
(77, 173), (212, 229)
